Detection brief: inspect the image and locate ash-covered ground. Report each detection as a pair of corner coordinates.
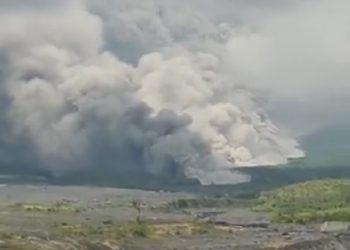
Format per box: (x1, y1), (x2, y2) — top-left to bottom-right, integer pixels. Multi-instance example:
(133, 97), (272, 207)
(0, 184), (348, 250)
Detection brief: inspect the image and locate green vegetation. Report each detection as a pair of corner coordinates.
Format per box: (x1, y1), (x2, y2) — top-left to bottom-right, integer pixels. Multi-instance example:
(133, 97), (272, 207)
(55, 222), (150, 239)
(257, 179), (350, 224)
(0, 222), (208, 250)
(170, 197), (256, 209)
(0, 241), (38, 250)
(9, 201), (81, 213)
(54, 221), (208, 240)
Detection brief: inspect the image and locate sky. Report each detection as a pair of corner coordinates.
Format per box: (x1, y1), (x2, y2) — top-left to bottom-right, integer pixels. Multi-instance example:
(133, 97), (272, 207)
(0, 0), (348, 185)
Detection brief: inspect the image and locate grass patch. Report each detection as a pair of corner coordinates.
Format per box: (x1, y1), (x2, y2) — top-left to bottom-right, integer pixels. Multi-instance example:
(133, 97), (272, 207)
(9, 201), (81, 213)
(151, 221), (208, 238)
(54, 221), (208, 240)
(54, 222), (151, 239)
(0, 241), (38, 250)
(169, 197), (256, 209)
(257, 179), (350, 224)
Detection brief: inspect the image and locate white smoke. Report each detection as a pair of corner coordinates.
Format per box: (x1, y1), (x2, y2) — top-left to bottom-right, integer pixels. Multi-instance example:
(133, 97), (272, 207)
(0, 0), (314, 185)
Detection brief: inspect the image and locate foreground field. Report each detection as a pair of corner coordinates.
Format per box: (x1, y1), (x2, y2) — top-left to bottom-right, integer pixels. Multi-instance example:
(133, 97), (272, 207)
(0, 184), (348, 249)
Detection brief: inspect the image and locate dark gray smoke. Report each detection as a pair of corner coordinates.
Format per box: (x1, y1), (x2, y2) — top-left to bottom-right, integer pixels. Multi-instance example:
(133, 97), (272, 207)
(8, 0), (347, 185)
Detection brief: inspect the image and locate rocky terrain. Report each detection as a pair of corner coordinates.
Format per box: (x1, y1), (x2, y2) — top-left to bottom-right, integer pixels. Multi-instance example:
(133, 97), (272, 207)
(0, 184), (348, 250)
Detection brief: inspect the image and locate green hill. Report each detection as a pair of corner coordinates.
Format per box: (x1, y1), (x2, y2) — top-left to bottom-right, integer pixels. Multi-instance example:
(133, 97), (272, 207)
(257, 179), (350, 224)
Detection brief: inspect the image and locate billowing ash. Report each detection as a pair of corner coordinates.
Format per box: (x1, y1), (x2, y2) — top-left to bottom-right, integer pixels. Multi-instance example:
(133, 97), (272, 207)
(0, 0), (305, 185)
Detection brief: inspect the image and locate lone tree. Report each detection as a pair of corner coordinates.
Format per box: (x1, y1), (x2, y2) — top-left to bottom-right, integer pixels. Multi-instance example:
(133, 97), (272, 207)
(131, 200), (142, 224)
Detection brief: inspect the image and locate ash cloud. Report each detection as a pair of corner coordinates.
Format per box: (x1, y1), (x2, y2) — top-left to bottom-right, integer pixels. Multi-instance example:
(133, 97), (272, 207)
(5, 0), (343, 185)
